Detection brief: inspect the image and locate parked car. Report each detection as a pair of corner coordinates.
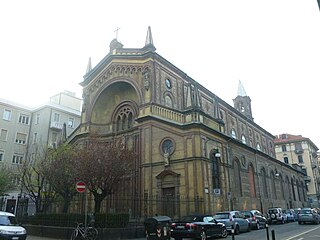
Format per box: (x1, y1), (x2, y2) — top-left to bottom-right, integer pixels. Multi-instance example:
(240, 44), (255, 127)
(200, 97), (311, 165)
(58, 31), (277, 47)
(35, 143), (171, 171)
(267, 207), (287, 224)
(297, 208), (320, 224)
(213, 211), (250, 235)
(294, 208), (301, 221)
(283, 209), (296, 222)
(250, 210), (267, 229)
(0, 211), (27, 240)
(170, 214), (228, 240)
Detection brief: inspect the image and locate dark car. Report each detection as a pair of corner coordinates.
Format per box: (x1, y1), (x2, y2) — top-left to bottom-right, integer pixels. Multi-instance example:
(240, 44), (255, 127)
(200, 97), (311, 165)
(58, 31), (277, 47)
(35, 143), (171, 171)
(267, 207), (286, 224)
(170, 214), (228, 240)
(297, 208), (320, 224)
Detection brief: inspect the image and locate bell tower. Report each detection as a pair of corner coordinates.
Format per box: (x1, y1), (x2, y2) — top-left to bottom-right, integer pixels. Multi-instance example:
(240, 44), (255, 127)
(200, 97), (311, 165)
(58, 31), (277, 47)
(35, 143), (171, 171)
(233, 80), (253, 121)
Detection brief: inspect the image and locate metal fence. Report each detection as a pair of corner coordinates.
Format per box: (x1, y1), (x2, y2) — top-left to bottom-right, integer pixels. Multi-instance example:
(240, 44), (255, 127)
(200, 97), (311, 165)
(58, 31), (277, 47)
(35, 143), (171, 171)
(8, 194), (204, 224)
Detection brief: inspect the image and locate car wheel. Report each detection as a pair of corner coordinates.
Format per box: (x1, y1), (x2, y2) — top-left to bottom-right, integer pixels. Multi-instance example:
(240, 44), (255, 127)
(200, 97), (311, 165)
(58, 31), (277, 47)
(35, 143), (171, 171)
(256, 222), (260, 230)
(221, 227), (228, 238)
(234, 225), (240, 235)
(200, 230), (207, 240)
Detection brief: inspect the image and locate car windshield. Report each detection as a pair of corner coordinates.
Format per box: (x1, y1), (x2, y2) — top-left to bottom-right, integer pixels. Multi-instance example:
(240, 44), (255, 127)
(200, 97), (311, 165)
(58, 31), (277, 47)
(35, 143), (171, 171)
(300, 210), (312, 214)
(180, 215), (203, 222)
(214, 213), (230, 219)
(240, 211), (251, 217)
(0, 216), (17, 226)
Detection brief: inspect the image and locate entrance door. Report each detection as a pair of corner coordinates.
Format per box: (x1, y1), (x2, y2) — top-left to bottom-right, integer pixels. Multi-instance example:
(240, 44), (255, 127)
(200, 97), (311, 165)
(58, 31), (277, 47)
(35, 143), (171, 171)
(162, 187), (175, 217)
(6, 199), (16, 214)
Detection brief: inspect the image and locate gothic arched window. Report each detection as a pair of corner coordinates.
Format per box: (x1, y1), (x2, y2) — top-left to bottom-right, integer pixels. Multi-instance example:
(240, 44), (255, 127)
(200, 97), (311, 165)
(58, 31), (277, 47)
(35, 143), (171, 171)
(261, 168), (268, 198)
(115, 105), (135, 132)
(291, 178), (296, 201)
(234, 159), (242, 197)
(280, 175), (285, 200)
(212, 151), (221, 190)
(296, 179), (301, 201)
(270, 171), (277, 199)
(248, 164), (256, 197)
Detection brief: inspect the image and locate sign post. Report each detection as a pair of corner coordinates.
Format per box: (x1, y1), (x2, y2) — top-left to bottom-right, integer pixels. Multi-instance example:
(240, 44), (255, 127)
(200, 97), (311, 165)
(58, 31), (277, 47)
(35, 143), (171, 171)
(76, 181), (87, 227)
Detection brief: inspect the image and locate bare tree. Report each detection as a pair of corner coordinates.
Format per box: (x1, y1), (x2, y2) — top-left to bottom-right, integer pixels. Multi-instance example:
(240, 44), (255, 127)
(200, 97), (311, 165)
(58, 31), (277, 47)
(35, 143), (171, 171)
(0, 166), (13, 197)
(20, 145), (56, 213)
(43, 143), (78, 213)
(74, 135), (137, 213)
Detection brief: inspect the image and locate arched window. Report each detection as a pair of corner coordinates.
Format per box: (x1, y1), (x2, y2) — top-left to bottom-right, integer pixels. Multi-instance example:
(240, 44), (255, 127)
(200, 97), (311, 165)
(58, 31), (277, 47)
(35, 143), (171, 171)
(270, 171), (277, 199)
(165, 95), (173, 108)
(280, 175), (285, 200)
(241, 135), (247, 144)
(234, 159), (242, 197)
(291, 178), (296, 201)
(261, 168), (268, 198)
(256, 143), (261, 151)
(212, 151), (221, 190)
(296, 180), (301, 201)
(301, 181), (306, 201)
(248, 164), (256, 197)
(115, 105), (135, 132)
(285, 176), (291, 200)
(231, 129), (237, 139)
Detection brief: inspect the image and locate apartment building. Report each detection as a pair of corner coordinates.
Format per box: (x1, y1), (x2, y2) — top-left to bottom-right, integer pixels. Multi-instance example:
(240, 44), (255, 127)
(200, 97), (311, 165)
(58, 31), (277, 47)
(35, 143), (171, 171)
(274, 133), (320, 207)
(0, 91), (81, 214)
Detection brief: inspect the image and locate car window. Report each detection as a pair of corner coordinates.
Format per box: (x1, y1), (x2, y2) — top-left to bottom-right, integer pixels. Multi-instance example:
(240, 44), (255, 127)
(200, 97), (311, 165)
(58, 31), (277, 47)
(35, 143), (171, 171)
(241, 212), (251, 218)
(0, 215), (17, 225)
(205, 216), (214, 222)
(300, 210), (312, 214)
(214, 213), (229, 219)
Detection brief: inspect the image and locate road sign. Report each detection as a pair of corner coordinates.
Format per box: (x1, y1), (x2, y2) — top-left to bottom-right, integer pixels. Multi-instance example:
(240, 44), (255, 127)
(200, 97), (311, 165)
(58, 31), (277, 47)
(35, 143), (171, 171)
(76, 181), (86, 193)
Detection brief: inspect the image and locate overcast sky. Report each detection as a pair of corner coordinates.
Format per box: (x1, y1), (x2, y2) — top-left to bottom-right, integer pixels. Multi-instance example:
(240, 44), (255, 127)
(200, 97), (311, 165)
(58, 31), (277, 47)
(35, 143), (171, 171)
(1, 0), (320, 147)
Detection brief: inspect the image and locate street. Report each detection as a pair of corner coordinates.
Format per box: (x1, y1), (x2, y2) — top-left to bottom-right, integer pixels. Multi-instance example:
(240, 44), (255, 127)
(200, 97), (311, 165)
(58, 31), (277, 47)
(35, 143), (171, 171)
(26, 222), (320, 240)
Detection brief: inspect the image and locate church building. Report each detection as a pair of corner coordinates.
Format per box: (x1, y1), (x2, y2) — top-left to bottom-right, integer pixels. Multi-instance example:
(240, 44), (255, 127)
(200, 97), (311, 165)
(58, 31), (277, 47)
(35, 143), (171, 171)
(69, 27), (307, 219)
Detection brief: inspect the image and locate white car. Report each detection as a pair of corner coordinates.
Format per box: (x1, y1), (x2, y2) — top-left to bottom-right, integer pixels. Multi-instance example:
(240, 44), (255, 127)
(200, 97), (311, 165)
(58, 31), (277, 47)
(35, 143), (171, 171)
(0, 211), (27, 240)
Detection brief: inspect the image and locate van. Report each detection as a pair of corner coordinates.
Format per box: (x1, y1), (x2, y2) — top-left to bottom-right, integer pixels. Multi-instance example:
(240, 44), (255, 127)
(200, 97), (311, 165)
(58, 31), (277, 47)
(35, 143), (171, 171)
(0, 211), (27, 240)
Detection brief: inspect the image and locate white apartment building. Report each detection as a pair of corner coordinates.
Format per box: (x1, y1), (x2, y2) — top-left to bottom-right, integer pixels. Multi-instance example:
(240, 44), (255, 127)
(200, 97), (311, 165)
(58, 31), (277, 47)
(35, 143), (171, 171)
(274, 133), (320, 207)
(0, 91), (81, 214)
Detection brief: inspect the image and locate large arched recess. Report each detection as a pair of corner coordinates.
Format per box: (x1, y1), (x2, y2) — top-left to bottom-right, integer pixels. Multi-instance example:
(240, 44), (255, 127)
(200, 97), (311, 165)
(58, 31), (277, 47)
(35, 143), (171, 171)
(89, 80), (141, 125)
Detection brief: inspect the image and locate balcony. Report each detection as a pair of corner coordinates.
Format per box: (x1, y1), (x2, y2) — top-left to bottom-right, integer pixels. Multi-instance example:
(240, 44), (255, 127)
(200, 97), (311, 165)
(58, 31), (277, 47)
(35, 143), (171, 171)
(304, 175), (311, 182)
(295, 149), (304, 154)
(50, 121), (63, 130)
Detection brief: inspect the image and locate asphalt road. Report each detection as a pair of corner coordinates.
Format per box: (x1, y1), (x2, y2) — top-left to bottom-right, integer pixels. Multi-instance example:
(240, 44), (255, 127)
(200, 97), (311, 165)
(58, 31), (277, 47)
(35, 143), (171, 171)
(27, 222), (320, 240)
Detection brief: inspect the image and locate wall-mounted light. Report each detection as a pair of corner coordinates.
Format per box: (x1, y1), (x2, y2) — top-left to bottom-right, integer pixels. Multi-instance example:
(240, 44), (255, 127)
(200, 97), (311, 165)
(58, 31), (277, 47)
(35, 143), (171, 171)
(215, 152), (221, 158)
(275, 169), (279, 178)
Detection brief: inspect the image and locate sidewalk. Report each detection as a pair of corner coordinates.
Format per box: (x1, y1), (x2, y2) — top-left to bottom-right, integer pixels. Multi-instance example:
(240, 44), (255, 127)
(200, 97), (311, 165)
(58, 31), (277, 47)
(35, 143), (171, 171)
(28, 235), (146, 240)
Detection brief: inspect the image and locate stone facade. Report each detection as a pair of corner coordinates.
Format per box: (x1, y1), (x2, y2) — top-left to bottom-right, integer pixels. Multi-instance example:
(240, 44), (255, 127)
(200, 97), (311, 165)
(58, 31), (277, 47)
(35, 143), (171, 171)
(69, 27), (307, 219)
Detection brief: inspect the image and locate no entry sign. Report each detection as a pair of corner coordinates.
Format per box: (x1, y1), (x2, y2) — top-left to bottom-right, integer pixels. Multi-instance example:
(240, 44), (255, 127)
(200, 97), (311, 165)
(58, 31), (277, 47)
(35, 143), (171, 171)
(76, 181), (86, 193)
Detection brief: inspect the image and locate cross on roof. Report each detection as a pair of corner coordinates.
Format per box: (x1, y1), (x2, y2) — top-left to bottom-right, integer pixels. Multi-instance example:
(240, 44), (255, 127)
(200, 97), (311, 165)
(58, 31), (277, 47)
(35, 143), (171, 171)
(114, 27), (120, 40)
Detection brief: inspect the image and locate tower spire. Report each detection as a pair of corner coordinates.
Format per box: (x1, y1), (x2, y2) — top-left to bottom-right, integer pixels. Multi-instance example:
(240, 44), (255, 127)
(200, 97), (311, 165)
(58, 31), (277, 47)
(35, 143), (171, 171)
(86, 57), (92, 74)
(145, 26), (154, 46)
(237, 80), (247, 96)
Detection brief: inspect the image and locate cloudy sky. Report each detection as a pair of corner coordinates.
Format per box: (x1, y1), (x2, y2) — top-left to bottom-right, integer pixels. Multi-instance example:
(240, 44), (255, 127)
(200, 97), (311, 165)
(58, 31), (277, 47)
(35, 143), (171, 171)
(1, 1), (320, 147)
